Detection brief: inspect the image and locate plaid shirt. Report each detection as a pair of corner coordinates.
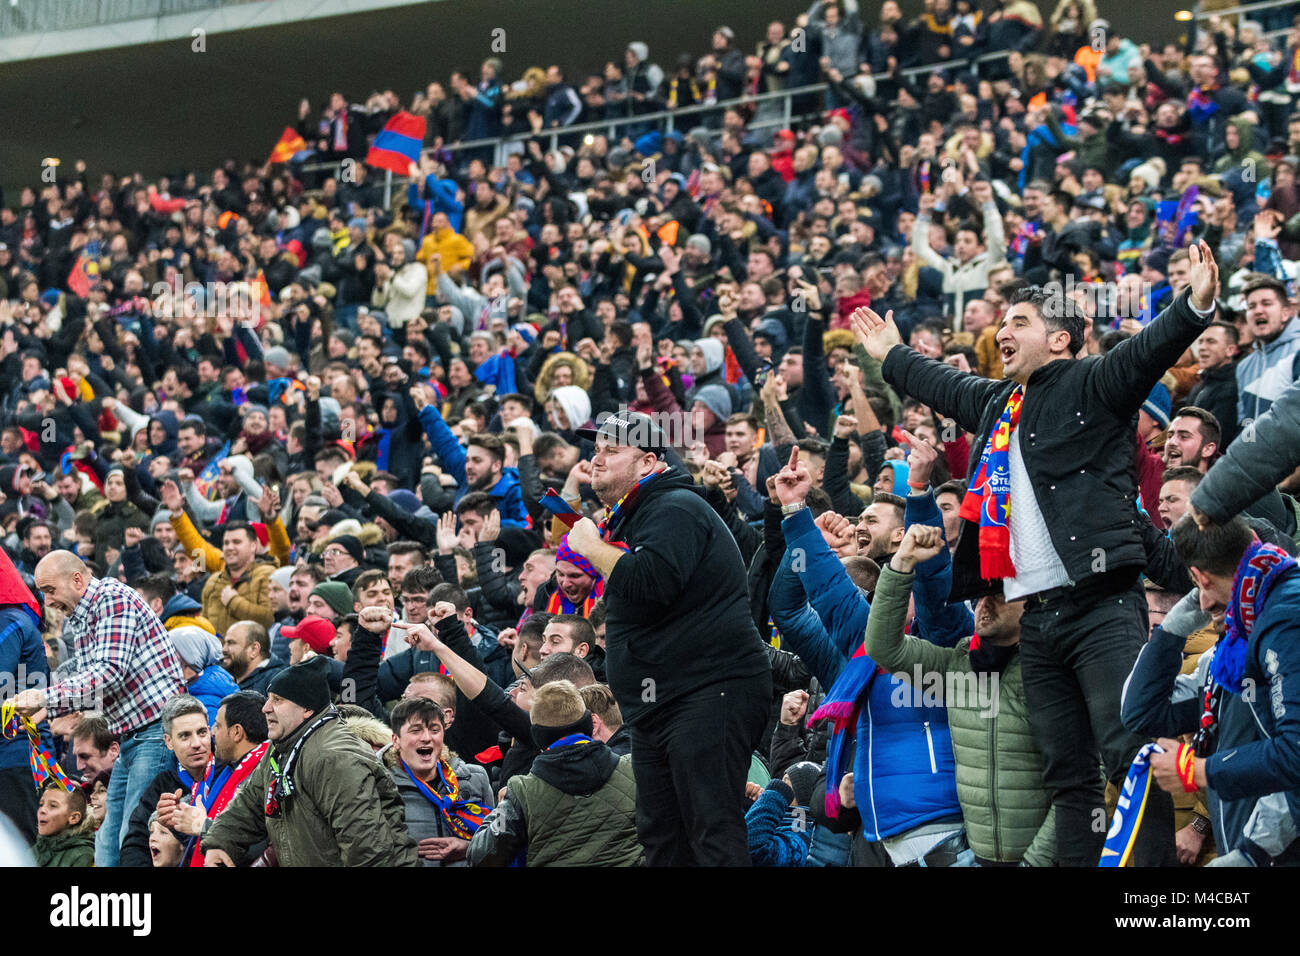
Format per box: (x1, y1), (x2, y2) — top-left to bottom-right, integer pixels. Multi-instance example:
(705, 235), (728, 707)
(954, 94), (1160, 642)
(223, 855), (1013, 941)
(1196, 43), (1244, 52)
(48, 577), (185, 737)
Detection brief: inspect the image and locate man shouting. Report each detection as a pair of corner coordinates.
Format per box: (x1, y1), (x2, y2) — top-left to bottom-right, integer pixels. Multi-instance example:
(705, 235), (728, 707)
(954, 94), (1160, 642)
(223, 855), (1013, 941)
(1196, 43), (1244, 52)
(565, 412), (771, 866)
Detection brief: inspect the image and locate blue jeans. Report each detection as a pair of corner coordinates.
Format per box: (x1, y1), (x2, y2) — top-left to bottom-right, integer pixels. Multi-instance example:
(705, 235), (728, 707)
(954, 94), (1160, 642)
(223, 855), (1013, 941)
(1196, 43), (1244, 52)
(95, 720), (172, 867)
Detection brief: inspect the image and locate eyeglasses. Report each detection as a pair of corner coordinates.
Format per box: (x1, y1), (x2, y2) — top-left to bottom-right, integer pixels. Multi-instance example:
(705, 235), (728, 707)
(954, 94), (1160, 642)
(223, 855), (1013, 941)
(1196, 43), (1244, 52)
(323, 547), (349, 558)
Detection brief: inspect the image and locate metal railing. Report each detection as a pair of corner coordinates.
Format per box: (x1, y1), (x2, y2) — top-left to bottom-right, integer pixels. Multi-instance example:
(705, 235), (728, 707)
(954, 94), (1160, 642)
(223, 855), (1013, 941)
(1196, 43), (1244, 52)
(1195, 0), (1299, 20)
(299, 47), (1016, 204)
(0, 0), (260, 38)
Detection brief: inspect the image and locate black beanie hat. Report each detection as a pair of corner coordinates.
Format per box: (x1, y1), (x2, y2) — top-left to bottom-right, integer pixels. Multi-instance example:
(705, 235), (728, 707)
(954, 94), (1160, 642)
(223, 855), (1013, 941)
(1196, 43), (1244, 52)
(530, 710), (595, 752)
(266, 657), (332, 715)
(332, 534), (365, 564)
(783, 761), (822, 808)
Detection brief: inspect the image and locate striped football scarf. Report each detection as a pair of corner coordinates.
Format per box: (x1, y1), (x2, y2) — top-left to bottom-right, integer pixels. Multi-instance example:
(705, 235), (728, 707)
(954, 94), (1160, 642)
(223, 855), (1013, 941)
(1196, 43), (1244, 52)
(401, 758), (490, 839)
(959, 386), (1023, 579)
(1, 702), (76, 792)
(1100, 741), (1163, 867)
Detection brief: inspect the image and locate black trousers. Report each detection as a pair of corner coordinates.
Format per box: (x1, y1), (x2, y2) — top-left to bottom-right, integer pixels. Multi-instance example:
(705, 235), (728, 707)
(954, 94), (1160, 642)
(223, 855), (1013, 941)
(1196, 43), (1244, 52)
(0, 765), (38, 845)
(629, 672), (772, 866)
(1019, 586), (1176, 866)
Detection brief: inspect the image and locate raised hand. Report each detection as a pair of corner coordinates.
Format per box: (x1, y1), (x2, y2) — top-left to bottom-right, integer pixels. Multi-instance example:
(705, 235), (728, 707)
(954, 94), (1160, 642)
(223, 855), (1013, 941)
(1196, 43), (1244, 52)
(891, 523), (945, 572)
(1187, 239), (1220, 313)
(435, 511), (458, 555)
(815, 510), (857, 555)
(160, 479), (184, 513)
(899, 428), (937, 489)
(773, 446), (811, 506)
(849, 305), (902, 362)
(780, 689), (809, 727)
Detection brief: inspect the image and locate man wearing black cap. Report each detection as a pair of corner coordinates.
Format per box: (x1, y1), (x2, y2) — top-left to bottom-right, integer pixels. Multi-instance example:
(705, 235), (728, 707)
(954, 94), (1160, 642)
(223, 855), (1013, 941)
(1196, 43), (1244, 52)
(564, 411), (771, 866)
(200, 658), (418, 866)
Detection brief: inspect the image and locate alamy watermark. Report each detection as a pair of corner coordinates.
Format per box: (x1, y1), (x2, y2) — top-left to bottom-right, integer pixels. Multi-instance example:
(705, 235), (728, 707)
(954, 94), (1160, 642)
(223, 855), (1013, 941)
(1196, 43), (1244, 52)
(890, 665), (1000, 719)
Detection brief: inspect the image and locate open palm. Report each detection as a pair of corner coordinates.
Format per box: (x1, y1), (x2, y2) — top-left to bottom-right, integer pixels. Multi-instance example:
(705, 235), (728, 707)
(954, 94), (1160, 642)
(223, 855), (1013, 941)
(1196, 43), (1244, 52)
(1188, 239), (1220, 313)
(849, 305), (902, 362)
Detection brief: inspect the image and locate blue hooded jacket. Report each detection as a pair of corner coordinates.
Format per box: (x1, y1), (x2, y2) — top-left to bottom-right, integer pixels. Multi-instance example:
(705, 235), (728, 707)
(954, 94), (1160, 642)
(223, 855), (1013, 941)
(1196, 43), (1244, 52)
(407, 174), (465, 233)
(187, 664), (240, 727)
(768, 498), (970, 840)
(0, 606), (50, 772)
(418, 404), (528, 527)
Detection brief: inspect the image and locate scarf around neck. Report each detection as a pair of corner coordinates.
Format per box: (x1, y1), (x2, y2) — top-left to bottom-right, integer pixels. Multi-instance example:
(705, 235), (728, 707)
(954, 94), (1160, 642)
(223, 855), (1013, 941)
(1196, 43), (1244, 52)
(265, 708), (337, 817)
(401, 757), (490, 839)
(1192, 540), (1296, 755)
(598, 467), (665, 543)
(1215, 539), (1296, 693)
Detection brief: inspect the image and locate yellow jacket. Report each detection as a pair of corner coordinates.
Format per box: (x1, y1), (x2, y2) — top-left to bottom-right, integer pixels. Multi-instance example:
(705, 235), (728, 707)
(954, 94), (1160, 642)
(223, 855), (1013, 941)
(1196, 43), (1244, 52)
(417, 228), (475, 294)
(169, 509), (291, 573)
(201, 562), (275, 635)
(164, 613), (216, 635)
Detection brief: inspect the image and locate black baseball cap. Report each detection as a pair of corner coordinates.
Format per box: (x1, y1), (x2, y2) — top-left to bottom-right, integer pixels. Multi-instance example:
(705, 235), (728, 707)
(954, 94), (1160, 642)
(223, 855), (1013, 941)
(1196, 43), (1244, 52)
(576, 412), (668, 458)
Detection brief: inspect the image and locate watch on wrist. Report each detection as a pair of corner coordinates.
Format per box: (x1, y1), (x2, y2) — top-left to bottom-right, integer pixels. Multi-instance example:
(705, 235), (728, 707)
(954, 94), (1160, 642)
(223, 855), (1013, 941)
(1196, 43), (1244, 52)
(1191, 814), (1211, 836)
(780, 501), (807, 516)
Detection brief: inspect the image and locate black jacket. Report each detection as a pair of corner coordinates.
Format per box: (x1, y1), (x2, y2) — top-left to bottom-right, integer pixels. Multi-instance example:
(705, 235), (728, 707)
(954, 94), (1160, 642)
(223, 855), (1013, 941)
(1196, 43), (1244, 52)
(1182, 361), (1240, 446)
(882, 288), (1212, 603)
(120, 765), (183, 867)
(601, 468), (771, 726)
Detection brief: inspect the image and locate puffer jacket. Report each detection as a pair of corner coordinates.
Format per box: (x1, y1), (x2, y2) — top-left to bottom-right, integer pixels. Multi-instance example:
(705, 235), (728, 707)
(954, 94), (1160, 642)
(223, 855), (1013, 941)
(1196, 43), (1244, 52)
(1236, 315), (1300, 427)
(34, 828), (96, 867)
(768, 507), (962, 842)
(864, 563), (1056, 865)
(201, 709), (419, 867)
(380, 743), (494, 867)
(468, 741), (643, 866)
(1194, 375), (1300, 533)
(201, 561), (275, 635)
(188, 664), (240, 727)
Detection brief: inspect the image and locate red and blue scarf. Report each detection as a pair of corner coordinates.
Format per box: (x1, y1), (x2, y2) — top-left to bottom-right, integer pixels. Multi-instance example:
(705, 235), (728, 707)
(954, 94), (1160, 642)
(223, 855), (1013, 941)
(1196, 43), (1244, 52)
(188, 742), (269, 867)
(401, 757), (490, 839)
(810, 655), (887, 818)
(1215, 540), (1296, 694)
(599, 468), (663, 544)
(959, 386), (1023, 579)
(1187, 85), (1220, 125)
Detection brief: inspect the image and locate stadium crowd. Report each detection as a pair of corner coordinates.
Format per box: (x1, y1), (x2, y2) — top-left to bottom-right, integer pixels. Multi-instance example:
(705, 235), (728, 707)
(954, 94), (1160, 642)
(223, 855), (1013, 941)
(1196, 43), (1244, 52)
(4, 0), (1300, 867)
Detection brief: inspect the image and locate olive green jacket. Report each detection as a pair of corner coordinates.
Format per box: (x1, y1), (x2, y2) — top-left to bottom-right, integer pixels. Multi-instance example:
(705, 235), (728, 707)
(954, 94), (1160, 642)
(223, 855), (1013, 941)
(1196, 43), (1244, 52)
(864, 563), (1056, 865)
(202, 710), (419, 867)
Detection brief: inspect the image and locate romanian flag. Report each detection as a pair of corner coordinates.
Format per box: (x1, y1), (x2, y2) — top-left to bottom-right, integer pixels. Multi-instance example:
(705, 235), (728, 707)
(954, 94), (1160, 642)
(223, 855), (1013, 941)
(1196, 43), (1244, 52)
(269, 127), (307, 165)
(366, 111), (426, 175)
(67, 254), (98, 297)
